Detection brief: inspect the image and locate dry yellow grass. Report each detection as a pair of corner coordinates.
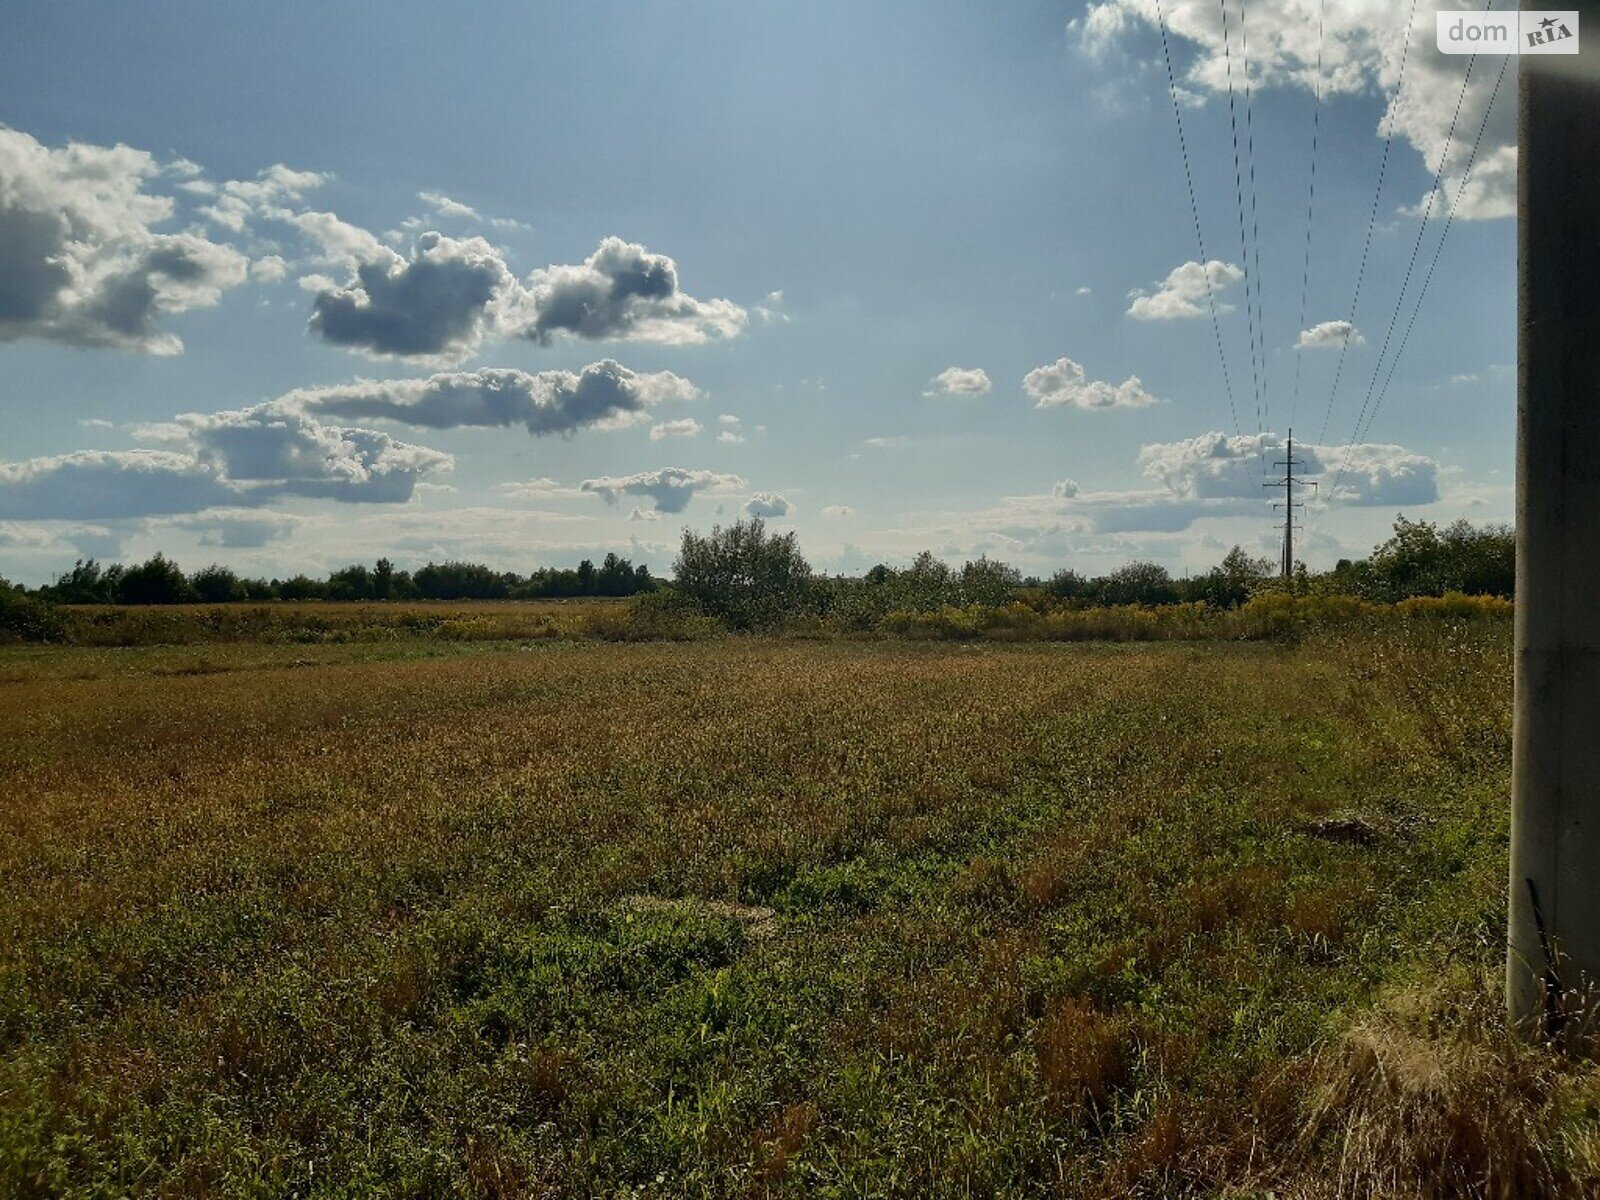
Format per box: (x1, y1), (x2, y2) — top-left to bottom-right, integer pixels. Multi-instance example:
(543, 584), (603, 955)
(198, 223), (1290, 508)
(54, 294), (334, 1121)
(53, 597), (621, 647)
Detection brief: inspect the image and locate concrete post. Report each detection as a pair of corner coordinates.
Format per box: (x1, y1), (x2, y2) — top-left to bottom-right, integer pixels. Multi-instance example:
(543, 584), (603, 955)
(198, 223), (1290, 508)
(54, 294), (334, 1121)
(1508, 2), (1600, 1039)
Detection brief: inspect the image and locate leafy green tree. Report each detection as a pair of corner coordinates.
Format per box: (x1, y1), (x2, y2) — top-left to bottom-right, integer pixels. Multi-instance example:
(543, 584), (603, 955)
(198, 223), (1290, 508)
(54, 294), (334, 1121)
(1044, 569), (1088, 603)
(1362, 516), (1515, 601)
(190, 564), (249, 603)
(872, 551), (961, 612)
(325, 564), (376, 601)
(412, 561), (512, 600)
(1438, 519), (1515, 597)
(116, 554), (195, 605)
(958, 556), (1022, 606)
(904, 550), (952, 592)
(278, 574), (324, 601)
(1093, 561), (1177, 607)
(41, 559), (118, 604)
(1184, 546), (1273, 608)
(576, 559), (598, 594)
(597, 552), (641, 596)
(673, 518), (813, 630)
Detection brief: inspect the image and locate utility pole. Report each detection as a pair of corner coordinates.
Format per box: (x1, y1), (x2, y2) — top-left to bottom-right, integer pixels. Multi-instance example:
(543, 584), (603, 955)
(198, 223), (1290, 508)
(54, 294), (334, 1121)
(1508, 2), (1600, 1043)
(1265, 430), (1316, 580)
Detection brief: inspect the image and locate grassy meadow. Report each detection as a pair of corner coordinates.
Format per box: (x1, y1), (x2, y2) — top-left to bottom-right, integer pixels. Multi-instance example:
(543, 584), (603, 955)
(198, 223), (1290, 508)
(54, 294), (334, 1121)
(2, 613), (1596, 1196)
(47, 599), (625, 648)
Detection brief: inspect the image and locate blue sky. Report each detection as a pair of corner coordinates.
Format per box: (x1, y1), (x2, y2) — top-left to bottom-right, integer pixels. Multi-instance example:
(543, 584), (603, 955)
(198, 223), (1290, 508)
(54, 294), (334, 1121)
(0, 1), (1516, 584)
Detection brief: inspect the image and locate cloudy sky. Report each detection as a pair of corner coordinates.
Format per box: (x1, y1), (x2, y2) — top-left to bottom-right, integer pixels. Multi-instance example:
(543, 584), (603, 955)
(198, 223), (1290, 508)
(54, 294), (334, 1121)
(0, 1), (1515, 584)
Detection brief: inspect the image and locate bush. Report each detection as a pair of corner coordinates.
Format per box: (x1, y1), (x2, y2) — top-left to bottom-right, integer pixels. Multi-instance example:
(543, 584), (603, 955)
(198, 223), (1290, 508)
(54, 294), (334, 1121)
(581, 589), (721, 641)
(816, 551), (1029, 629)
(0, 581), (64, 642)
(1395, 591), (1513, 620)
(1044, 569), (1088, 603)
(958, 556), (1023, 607)
(1093, 562), (1178, 607)
(1338, 516), (1515, 602)
(673, 518), (814, 631)
(1180, 546), (1274, 609)
(877, 601), (1224, 642)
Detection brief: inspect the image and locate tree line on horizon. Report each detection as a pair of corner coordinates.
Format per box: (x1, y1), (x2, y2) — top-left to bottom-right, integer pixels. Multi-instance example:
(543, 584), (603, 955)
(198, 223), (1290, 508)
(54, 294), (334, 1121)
(664, 514), (1515, 631)
(30, 552), (659, 606)
(3, 514), (1513, 630)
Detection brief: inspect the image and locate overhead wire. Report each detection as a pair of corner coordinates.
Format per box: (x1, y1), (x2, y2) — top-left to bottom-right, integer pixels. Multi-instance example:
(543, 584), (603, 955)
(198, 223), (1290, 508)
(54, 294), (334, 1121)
(1322, 6), (1507, 512)
(1361, 54), (1511, 444)
(1155, 0), (1244, 436)
(1218, 0), (1267, 447)
(1238, 0), (1270, 454)
(1314, 0), (1421, 448)
(1287, 0), (1325, 434)
(1341, 2), (1487, 463)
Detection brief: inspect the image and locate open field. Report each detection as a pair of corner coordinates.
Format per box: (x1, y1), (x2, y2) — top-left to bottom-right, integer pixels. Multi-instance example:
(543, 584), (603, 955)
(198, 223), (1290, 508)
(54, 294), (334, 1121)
(10, 592), (1515, 651)
(49, 600), (625, 648)
(3, 621), (1596, 1197)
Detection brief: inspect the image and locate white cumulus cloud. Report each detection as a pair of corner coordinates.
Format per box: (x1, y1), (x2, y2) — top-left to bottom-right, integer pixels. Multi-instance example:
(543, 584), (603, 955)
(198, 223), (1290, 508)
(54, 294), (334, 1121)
(290, 360), (697, 436)
(0, 403), (451, 521)
(516, 236), (747, 347)
(580, 467), (747, 514)
(197, 163), (326, 233)
(650, 418), (704, 441)
(1024, 357), (1158, 410)
(1296, 320), (1365, 349)
(0, 127), (251, 354)
(745, 491), (793, 518)
(1127, 260), (1243, 321)
(925, 366), (993, 396)
(1081, 1), (1515, 220)
(305, 231), (518, 364)
(1136, 430), (1437, 506)
(293, 225), (747, 363)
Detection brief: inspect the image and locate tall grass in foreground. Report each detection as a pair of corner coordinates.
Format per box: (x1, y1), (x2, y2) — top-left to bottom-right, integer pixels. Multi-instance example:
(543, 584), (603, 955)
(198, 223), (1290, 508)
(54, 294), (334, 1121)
(1, 620), (1588, 1197)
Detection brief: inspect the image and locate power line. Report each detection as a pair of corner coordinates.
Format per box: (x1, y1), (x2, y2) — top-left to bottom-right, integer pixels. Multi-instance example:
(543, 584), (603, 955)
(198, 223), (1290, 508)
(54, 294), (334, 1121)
(1323, 19), (1510, 509)
(1155, 0), (1243, 436)
(1287, 0), (1325, 434)
(1342, 3), (1487, 460)
(1218, 0), (1265, 447)
(1238, 0), (1269, 451)
(1314, 0), (1420, 448)
(1354, 51), (1512, 451)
